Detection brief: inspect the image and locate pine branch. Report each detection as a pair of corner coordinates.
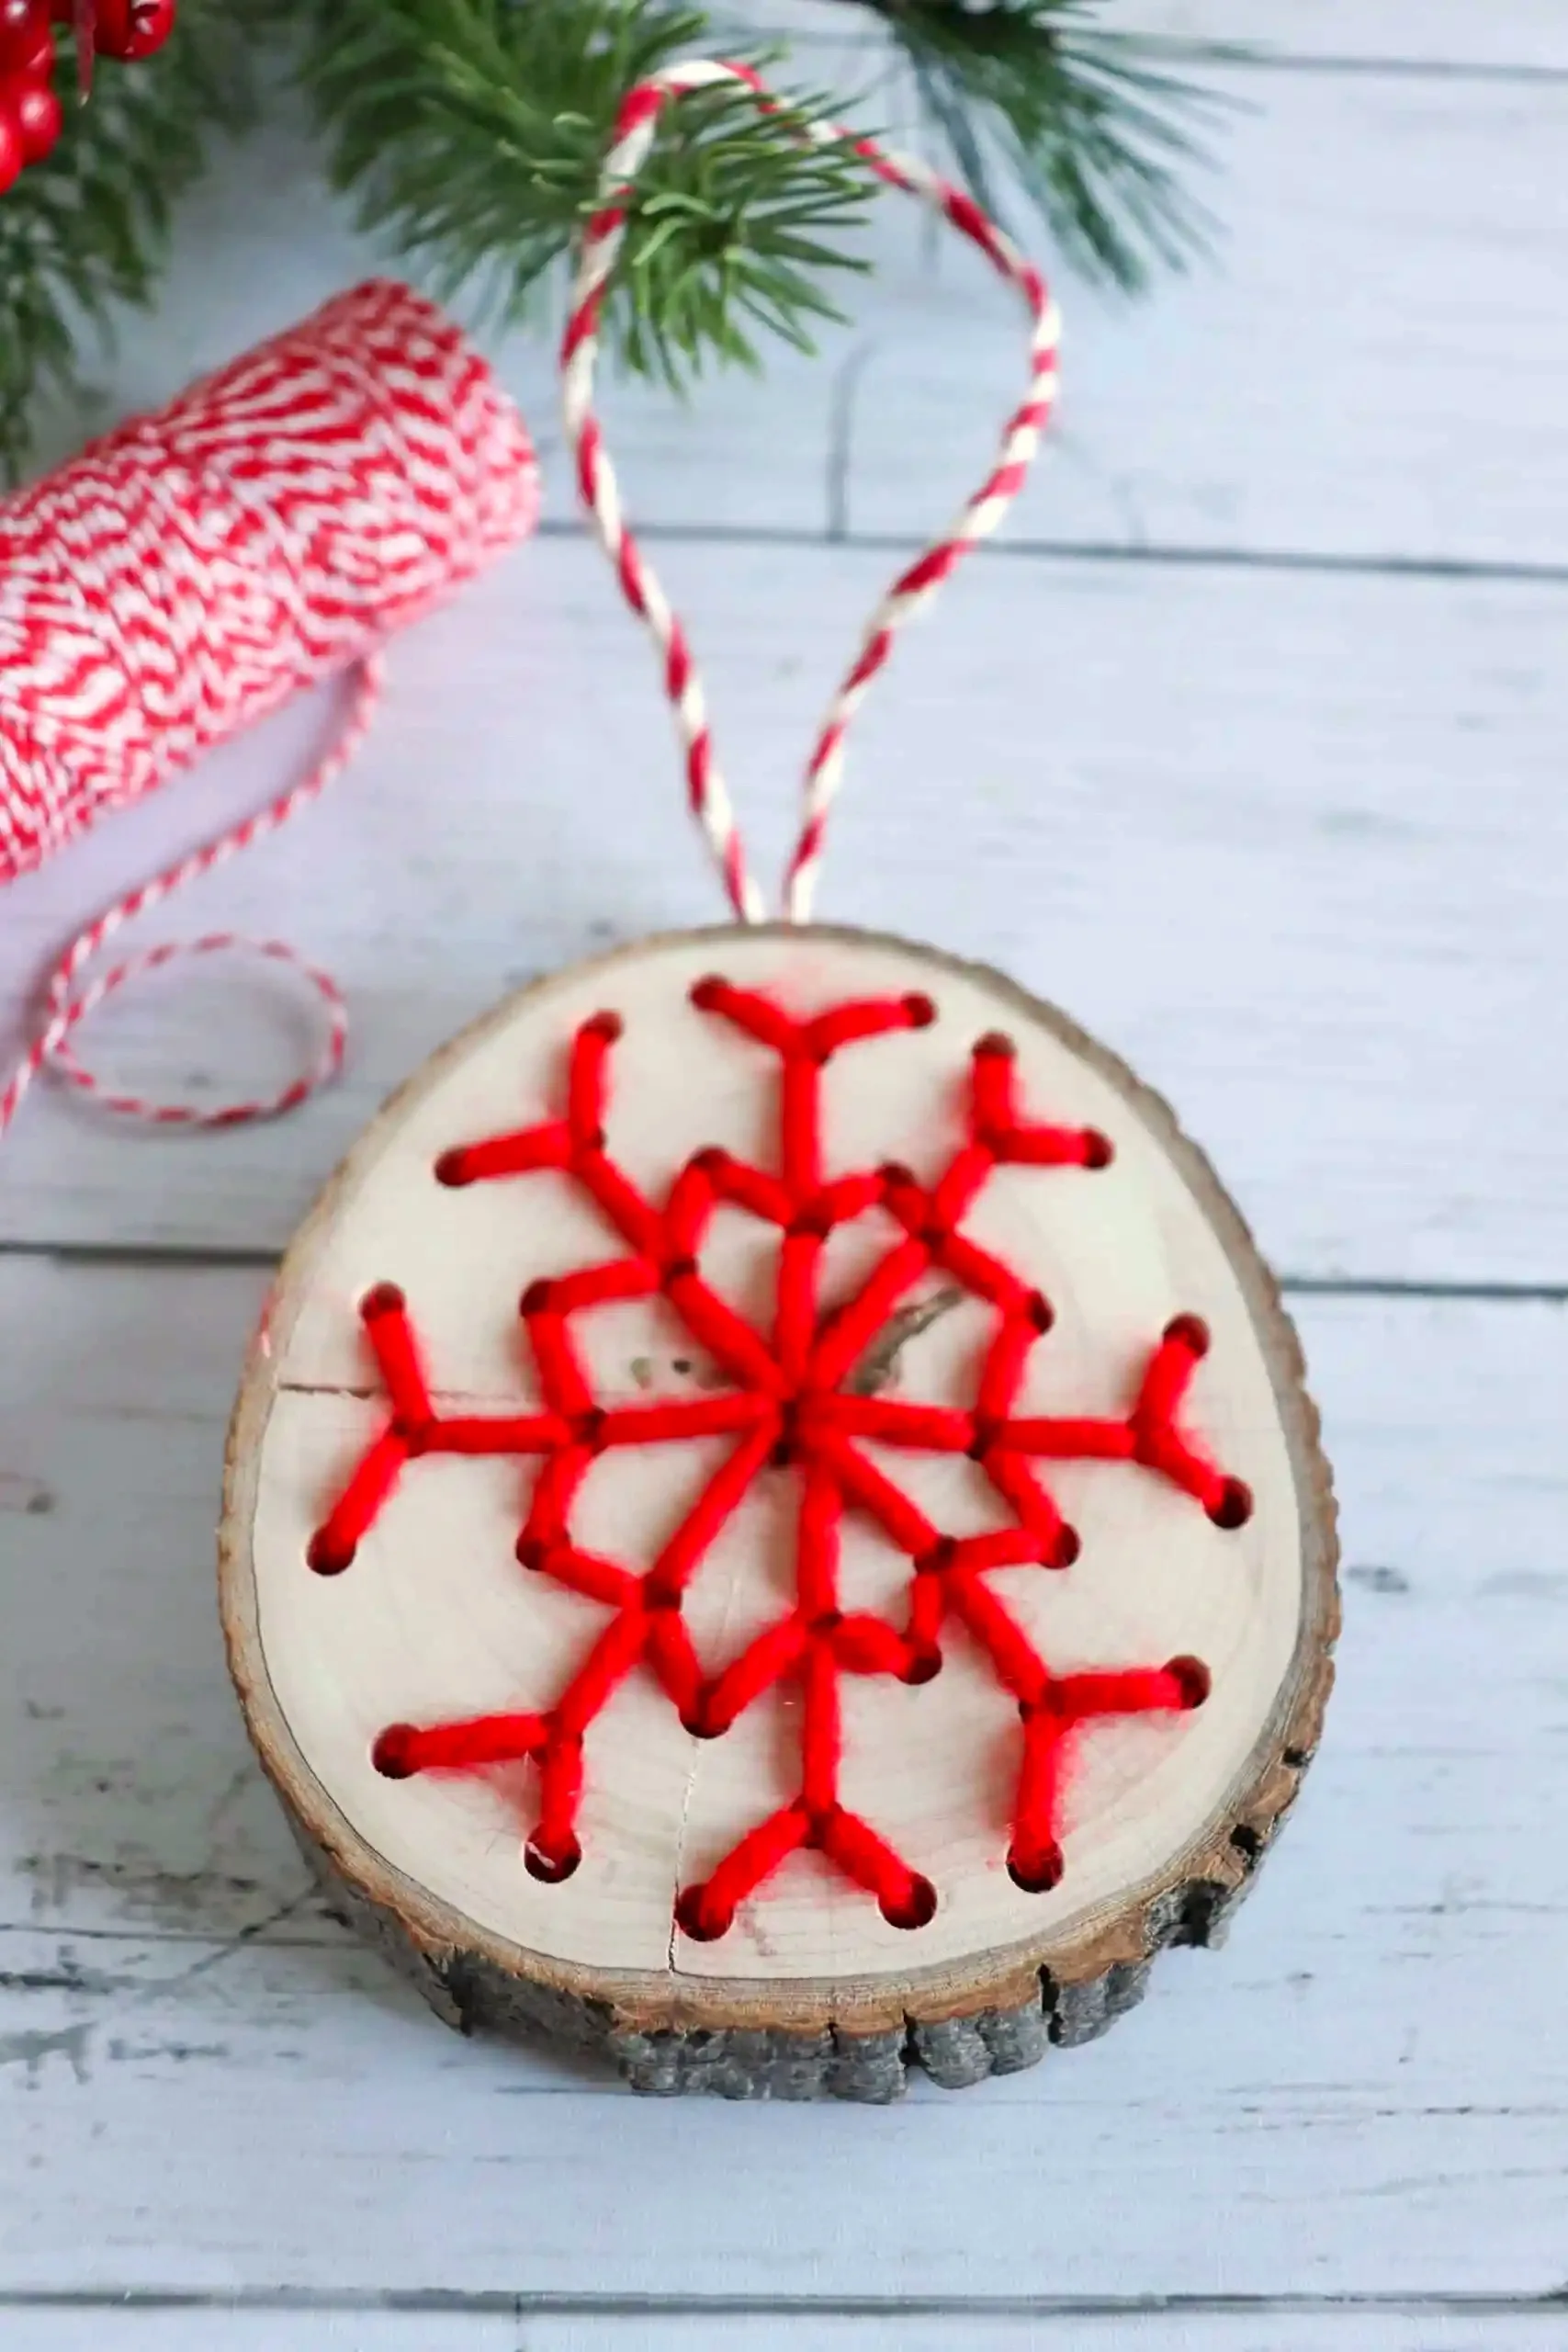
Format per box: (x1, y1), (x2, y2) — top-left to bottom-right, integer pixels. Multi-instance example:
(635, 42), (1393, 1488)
(281, 0), (1228, 391)
(863, 0), (1235, 288)
(0, 0), (1229, 481)
(0, 2), (258, 486)
(281, 0), (875, 387)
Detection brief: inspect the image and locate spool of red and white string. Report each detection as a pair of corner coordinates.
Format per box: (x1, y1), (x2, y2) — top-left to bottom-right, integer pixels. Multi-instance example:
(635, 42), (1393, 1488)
(0, 277), (537, 1135)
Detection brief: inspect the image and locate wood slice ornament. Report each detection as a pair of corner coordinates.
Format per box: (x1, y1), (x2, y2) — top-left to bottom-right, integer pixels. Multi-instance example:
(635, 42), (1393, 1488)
(220, 62), (1339, 2099)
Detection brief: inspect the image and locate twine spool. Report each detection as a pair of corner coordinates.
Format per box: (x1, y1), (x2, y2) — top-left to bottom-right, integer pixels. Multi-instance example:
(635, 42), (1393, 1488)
(0, 278), (537, 1132)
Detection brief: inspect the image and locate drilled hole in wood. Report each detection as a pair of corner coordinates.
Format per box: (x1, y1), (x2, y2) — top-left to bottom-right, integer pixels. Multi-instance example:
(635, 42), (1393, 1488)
(372, 1724), (417, 1779)
(307, 1528), (355, 1576)
(881, 1874), (938, 1930)
(1008, 1840), (1064, 1894)
(525, 1838), (581, 1884)
(675, 1885), (728, 1941)
(1209, 1477), (1254, 1531)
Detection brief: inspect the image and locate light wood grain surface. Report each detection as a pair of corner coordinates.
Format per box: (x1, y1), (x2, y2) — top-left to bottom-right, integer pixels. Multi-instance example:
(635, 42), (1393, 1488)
(2, 1), (1564, 2342)
(1122, 0), (1568, 67)
(7, 2317), (1568, 2352)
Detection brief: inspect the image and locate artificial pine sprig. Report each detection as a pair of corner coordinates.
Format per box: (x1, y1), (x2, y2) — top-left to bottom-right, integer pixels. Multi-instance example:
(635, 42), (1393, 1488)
(869, 0), (1230, 288)
(288, 0), (874, 383)
(0, 0), (1228, 476)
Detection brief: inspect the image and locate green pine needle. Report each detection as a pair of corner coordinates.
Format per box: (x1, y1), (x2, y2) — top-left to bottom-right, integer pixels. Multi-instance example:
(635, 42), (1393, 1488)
(0, 1), (257, 486)
(285, 0), (874, 387)
(873, 0), (1235, 289)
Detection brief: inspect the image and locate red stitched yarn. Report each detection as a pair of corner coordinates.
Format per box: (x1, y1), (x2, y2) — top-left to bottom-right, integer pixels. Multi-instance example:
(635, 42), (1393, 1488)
(0, 280), (537, 1137)
(314, 988), (1249, 1936)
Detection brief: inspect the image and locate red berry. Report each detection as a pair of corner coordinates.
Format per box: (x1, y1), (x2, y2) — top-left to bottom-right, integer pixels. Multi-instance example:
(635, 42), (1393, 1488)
(0, 0), (47, 71)
(0, 105), (23, 193)
(11, 74), (60, 161)
(8, 16), (50, 75)
(90, 0), (174, 60)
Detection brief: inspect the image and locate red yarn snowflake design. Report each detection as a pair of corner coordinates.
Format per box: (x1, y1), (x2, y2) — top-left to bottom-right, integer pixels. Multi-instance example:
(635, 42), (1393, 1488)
(308, 978), (1252, 1939)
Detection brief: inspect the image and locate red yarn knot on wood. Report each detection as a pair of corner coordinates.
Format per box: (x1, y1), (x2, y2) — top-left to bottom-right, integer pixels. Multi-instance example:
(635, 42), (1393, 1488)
(309, 984), (1252, 1937)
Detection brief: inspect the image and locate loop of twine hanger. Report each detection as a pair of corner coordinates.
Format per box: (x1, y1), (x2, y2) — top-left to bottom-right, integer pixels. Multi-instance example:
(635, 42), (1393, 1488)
(561, 56), (1061, 926)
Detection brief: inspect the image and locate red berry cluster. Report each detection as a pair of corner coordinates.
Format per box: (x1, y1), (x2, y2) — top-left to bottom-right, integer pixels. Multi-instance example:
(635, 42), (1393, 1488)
(0, 0), (176, 193)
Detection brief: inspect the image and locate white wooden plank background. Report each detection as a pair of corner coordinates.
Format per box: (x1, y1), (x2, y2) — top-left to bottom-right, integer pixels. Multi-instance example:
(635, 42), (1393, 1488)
(4, 1271), (1565, 2303)
(6, 2312), (1568, 2352)
(840, 67), (1568, 565)
(2, 1), (1565, 2339)
(1119, 3), (1568, 69)
(4, 539), (1564, 1281)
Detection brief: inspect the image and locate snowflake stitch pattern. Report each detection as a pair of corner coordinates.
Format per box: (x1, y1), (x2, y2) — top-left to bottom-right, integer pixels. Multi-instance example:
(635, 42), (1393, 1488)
(307, 978), (1255, 1940)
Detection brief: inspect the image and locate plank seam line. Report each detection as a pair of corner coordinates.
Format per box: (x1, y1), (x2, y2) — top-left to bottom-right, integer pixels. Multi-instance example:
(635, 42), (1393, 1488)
(531, 516), (1568, 591)
(4, 1238), (1566, 1304)
(0, 1919), (338, 1952)
(1215, 53), (1568, 85)
(1, 2290), (1565, 2316)
(748, 20), (1568, 85)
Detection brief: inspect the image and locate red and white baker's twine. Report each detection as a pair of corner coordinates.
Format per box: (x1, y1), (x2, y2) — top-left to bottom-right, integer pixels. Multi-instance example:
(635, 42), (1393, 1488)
(563, 57), (1060, 923)
(0, 280), (536, 1136)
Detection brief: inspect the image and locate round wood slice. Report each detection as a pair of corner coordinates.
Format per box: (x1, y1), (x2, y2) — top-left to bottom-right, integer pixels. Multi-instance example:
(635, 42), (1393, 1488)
(220, 922), (1338, 2099)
